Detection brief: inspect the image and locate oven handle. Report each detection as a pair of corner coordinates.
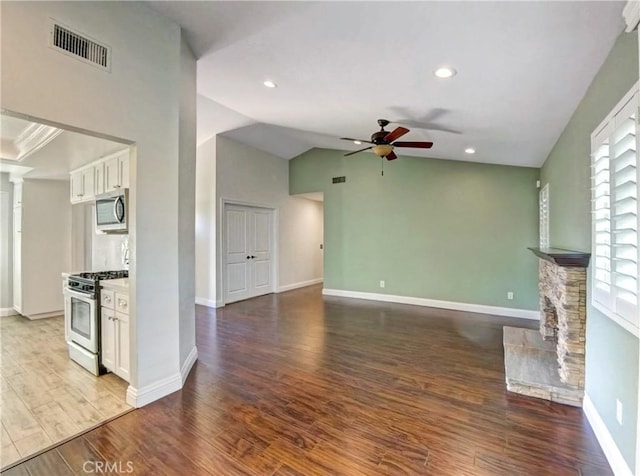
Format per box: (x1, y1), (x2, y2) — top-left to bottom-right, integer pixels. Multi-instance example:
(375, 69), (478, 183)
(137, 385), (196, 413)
(64, 288), (96, 302)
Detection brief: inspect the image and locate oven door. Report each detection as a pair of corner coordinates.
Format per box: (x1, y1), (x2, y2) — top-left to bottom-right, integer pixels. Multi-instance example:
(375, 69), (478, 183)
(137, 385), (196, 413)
(64, 288), (98, 353)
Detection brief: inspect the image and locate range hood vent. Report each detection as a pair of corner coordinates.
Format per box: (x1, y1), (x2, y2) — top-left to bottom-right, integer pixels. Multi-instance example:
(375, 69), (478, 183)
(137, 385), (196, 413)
(50, 20), (110, 71)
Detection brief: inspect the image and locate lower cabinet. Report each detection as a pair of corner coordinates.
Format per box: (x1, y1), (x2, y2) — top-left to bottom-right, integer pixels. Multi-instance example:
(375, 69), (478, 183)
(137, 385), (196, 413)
(101, 290), (130, 382)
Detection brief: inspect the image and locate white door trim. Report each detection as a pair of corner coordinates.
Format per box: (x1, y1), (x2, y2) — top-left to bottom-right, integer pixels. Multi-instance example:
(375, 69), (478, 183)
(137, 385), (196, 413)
(220, 198), (278, 305)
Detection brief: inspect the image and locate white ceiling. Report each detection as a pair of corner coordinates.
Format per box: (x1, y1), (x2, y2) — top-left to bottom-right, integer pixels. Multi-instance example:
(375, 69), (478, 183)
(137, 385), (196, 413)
(0, 115), (126, 180)
(150, 1), (626, 167)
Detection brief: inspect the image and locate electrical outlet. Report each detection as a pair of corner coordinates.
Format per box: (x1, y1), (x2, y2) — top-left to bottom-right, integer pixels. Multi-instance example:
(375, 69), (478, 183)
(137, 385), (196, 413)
(379, 280), (385, 288)
(507, 292), (514, 300)
(616, 399), (623, 424)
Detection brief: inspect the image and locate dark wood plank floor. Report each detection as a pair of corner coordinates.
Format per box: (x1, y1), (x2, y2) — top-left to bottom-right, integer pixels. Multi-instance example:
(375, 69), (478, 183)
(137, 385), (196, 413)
(3, 285), (611, 475)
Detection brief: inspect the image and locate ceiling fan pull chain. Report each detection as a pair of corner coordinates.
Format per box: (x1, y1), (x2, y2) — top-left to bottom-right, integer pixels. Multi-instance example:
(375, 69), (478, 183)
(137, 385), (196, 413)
(381, 157), (384, 176)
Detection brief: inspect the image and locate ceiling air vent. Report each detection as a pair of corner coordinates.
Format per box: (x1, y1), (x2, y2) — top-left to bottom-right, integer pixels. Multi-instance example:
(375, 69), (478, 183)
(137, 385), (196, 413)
(332, 176), (346, 184)
(49, 20), (111, 71)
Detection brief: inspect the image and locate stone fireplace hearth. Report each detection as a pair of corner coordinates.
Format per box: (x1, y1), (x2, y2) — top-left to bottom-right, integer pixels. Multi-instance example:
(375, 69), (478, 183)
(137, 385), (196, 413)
(503, 248), (590, 407)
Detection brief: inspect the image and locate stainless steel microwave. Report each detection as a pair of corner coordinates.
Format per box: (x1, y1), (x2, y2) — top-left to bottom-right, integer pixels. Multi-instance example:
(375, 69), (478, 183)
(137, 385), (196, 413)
(95, 189), (128, 233)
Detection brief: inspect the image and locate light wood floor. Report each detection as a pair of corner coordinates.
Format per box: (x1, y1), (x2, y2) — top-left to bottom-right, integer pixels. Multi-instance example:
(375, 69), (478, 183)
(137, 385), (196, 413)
(0, 314), (130, 470)
(4, 285), (612, 475)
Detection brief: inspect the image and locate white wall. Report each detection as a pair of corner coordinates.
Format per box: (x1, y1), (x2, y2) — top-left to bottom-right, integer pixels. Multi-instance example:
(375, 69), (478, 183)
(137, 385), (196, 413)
(1, 2), (196, 403)
(210, 135), (323, 303)
(20, 179), (70, 317)
(0, 174), (13, 313)
(195, 138), (217, 305)
(178, 36), (197, 367)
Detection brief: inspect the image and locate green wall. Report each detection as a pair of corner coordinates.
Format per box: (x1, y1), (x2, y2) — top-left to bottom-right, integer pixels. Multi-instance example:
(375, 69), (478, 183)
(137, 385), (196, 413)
(291, 149), (540, 311)
(540, 30), (639, 471)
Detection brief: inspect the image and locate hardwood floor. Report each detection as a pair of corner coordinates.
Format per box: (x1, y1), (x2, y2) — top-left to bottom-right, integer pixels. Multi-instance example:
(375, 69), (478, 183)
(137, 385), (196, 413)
(0, 315), (130, 469)
(2, 285), (611, 475)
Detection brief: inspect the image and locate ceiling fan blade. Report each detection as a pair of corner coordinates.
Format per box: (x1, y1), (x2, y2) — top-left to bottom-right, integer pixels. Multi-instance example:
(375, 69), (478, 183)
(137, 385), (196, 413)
(385, 151), (398, 161)
(344, 146), (372, 157)
(383, 126), (409, 143)
(392, 141), (433, 149)
(340, 137), (374, 144)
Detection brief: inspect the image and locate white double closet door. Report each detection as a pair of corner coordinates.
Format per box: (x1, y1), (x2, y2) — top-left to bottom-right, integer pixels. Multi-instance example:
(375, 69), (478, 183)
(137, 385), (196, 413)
(224, 204), (275, 304)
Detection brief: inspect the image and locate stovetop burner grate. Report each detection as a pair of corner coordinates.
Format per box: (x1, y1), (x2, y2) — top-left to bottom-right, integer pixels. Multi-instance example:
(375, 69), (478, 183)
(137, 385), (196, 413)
(71, 270), (129, 282)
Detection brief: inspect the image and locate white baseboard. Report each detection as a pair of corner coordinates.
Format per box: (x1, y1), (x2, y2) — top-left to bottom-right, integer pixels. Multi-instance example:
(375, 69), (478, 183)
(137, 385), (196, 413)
(126, 372), (182, 408)
(24, 310), (64, 320)
(583, 394), (633, 476)
(322, 288), (539, 320)
(180, 346), (198, 385)
(278, 278), (323, 293)
(0, 307), (19, 317)
(195, 297), (216, 308)
(195, 297), (224, 309)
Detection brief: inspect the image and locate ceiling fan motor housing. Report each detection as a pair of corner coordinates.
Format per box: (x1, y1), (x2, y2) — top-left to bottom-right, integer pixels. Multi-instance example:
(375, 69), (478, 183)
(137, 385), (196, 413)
(371, 130), (390, 144)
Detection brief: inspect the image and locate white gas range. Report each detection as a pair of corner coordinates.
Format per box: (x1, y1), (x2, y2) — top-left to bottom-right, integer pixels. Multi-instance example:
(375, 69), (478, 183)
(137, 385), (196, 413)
(64, 270), (128, 375)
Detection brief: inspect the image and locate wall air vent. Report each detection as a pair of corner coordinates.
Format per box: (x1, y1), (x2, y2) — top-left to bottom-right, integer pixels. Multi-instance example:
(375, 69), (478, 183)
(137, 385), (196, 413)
(49, 20), (111, 71)
(332, 176), (346, 184)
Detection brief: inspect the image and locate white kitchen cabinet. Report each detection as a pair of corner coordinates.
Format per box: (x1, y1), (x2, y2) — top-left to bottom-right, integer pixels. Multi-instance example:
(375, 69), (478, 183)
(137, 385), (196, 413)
(70, 167), (95, 203)
(69, 148), (129, 203)
(101, 307), (116, 371)
(94, 162), (105, 196)
(104, 151), (129, 192)
(100, 281), (130, 382)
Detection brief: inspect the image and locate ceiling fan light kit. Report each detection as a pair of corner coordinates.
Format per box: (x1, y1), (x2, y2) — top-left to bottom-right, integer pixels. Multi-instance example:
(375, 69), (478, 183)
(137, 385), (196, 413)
(372, 144), (393, 157)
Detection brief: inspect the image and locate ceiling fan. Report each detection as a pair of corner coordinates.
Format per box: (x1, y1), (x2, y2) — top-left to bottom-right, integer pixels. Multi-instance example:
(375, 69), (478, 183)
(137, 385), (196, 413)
(340, 119), (433, 161)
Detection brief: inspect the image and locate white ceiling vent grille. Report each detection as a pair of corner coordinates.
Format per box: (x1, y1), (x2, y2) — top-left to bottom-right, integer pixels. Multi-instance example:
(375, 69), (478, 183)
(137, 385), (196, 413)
(49, 20), (111, 71)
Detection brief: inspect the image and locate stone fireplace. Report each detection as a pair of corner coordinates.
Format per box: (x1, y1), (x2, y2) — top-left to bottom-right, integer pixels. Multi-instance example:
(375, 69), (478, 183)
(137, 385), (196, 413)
(503, 248), (590, 407)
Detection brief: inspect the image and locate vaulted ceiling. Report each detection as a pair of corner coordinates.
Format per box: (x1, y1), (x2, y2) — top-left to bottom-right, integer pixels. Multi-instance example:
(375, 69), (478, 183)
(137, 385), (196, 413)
(150, 1), (627, 167)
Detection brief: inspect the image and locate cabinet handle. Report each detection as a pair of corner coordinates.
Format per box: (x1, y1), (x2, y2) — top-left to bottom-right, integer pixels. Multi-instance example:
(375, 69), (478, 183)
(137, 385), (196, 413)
(108, 316), (112, 321)
(104, 296), (112, 302)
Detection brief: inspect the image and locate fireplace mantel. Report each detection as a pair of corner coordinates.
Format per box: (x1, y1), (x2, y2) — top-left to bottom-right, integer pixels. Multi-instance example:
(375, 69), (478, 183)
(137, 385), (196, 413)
(528, 247), (591, 268)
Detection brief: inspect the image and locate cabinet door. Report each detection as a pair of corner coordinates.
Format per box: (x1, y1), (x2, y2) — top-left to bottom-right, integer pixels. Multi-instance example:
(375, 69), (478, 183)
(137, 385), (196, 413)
(115, 312), (129, 381)
(81, 168), (95, 201)
(104, 157), (120, 192)
(94, 163), (105, 196)
(70, 170), (85, 202)
(119, 153), (130, 189)
(101, 307), (116, 371)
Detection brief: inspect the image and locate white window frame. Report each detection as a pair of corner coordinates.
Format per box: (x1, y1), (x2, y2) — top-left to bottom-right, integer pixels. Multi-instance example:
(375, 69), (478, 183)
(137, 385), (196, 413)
(539, 183), (550, 248)
(590, 82), (640, 337)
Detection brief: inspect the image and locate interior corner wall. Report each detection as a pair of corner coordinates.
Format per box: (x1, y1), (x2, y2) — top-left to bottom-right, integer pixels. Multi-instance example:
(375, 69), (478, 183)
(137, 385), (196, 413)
(540, 30), (639, 471)
(0, 174), (13, 312)
(290, 148), (540, 311)
(178, 35), (197, 367)
(215, 136), (324, 302)
(195, 136), (217, 306)
(1, 1), (192, 398)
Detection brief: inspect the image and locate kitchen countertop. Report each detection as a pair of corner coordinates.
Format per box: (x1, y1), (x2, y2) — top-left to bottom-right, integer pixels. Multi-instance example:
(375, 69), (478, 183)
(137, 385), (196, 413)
(101, 278), (129, 293)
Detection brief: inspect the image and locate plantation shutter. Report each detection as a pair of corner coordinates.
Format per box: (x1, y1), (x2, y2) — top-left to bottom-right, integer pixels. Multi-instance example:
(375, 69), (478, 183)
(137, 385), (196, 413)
(591, 123), (613, 309)
(539, 184), (550, 248)
(611, 93), (638, 323)
(591, 86), (639, 334)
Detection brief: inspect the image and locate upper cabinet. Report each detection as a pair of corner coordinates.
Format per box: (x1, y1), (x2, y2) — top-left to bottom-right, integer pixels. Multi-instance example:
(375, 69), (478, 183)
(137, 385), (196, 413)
(104, 151), (129, 192)
(70, 167), (95, 203)
(69, 149), (129, 204)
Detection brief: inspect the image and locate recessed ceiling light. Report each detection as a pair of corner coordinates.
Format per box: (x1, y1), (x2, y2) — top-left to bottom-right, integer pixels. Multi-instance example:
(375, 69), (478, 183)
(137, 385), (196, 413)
(263, 80), (277, 88)
(354, 140), (362, 145)
(434, 67), (456, 79)
(465, 147), (476, 154)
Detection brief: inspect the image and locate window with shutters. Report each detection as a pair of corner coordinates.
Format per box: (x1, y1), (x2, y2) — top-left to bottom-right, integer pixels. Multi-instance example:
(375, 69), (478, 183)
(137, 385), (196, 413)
(539, 184), (550, 248)
(590, 84), (639, 336)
